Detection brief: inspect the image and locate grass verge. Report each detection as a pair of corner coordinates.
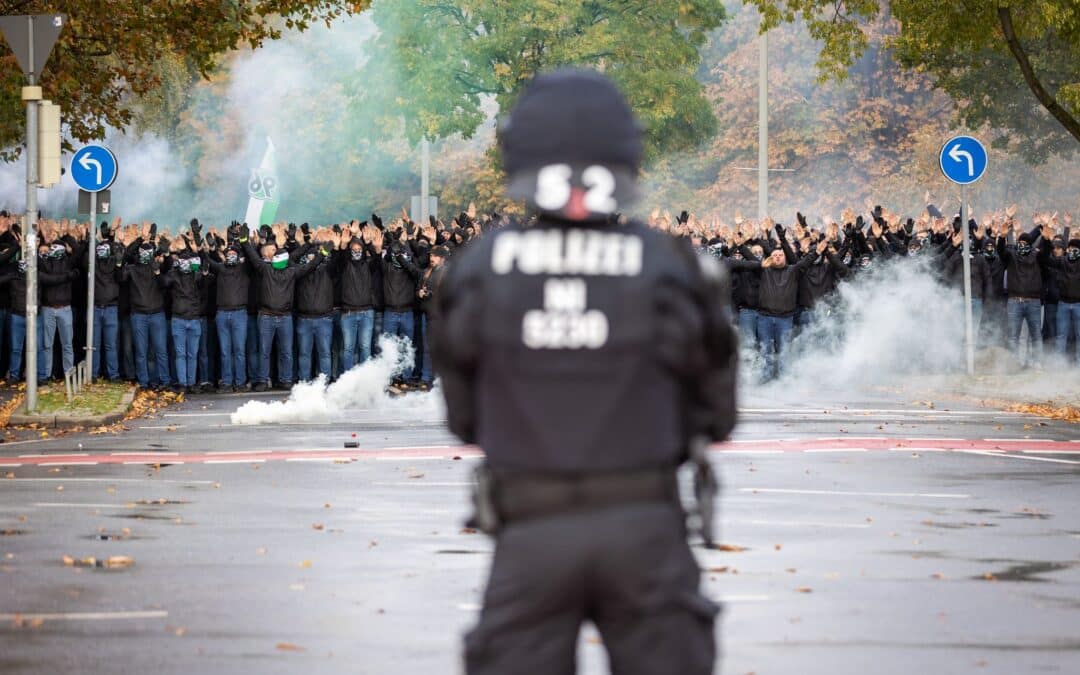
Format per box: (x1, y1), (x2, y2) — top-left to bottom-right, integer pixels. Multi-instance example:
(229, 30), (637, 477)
(35, 381), (130, 416)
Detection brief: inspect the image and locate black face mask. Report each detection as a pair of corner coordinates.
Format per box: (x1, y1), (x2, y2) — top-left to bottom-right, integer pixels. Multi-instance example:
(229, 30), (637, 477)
(138, 247), (154, 265)
(1067, 250), (1080, 262)
(984, 249), (997, 261)
(1017, 243), (1032, 256)
(18, 260), (28, 274)
(225, 252), (240, 266)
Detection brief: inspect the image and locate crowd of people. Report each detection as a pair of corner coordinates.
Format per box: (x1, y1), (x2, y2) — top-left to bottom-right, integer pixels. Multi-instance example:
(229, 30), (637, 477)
(0, 198), (1075, 393)
(0, 208), (502, 394)
(648, 201), (1078, 380)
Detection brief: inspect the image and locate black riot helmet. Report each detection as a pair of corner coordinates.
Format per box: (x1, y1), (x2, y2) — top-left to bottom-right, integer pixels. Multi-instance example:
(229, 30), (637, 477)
(499, 69), (643, 221)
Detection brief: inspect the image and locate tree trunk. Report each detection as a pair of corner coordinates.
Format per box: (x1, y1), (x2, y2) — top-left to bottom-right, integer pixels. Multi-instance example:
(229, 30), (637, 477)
(997, 7), (1080, 145)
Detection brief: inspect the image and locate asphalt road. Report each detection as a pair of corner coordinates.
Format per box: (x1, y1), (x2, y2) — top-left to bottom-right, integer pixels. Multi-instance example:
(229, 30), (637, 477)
(1, 383), (1078, 675)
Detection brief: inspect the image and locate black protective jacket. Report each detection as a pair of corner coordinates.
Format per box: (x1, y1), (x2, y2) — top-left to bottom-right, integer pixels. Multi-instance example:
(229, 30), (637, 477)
(998, 229), (1049, 299)
(381, 243), (422, 311)
(339, 249), (379, 311)
(81, 242), (124, 307)
(942, 244), (991, 302)
(433, 218), (737, 474)
(207, 257), (252, 312)
(295, 248), (335, 318)
(1047, 256), (1080, 304)
(797, 248), (847, 309)
(162, 258), (207, 320)
(39, 249), (81, 307)
(242, 241), (322, 314)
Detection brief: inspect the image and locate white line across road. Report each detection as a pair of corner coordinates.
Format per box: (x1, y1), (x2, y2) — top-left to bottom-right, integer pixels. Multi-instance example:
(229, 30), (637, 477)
(374, 482), (472, 487)
(163, 412), (232, 418)
(957, 450), (1080, 466)
(803, 448), (866, 453)
(32, 502), (129, 508)
(3, 477), (216, 485)
(739, 488), (971, 499)
(0, 610), (168, 622)
(738, 519), (873, 529)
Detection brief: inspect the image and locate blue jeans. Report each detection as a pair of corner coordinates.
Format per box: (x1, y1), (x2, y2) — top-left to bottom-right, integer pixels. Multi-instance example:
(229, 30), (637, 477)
(296, 316), (333, 381)
(331, 310), (343, 379)
(132, 312), (170, 387)
(246, 314), (260, 383)
(171, 318), (202, 387)
(795, 308), (816, 329)
(757, 314), (794, 381)
(1056, 302), (1080, 363)
(39, 305), (74, 380)
(216, 309), (248, 386)
(420, 314), (434, 384)
(1007, 298), (1043, 365)
(738, 308), (758, 351)
(0, 308), (9, 377)
(340, 309), (376, 370)
(258, 314), (293, 385)
(197, 317), (212, 385)
(372, 311), (384, 356)
(8, 313), (39, 381)
(383, 310), (415, 378)
(93, 306), (120, 380)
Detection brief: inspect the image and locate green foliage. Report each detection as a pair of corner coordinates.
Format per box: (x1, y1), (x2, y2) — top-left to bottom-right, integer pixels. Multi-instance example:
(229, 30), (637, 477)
(744, 0), (1080, 162)
(0, 0), (365, 160)
(355, 0), (727, 162)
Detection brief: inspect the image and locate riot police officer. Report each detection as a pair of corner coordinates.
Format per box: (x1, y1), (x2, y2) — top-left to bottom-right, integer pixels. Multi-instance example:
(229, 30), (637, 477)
(433, 69), (738, 675)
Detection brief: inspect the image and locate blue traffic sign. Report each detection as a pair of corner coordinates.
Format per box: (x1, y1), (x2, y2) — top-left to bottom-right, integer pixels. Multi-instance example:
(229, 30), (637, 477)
(939, 136), (987, 185)
(70, 145), (118, 193)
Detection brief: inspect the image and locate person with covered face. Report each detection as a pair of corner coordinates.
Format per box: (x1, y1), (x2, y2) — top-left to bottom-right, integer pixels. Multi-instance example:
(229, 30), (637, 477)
(0, 227), (43, 382)
(1046, 229), (1080, 363)
(81, 220), (125, 381)
(415, 245), (448, 390)
(238, 224), (325, 391)
(162, 236), (208, 393)
(36, 224), (85, 381)
(293, 230), (337, 382)
(121, 223), (171, 389)
(998, 224), (1051, 367)
(380, 223), (423, 381)
(207, 238), (252, 392)
(731, 223), (816, 381)
(338, 224), (381, 370)
(942, 223), (991, 347)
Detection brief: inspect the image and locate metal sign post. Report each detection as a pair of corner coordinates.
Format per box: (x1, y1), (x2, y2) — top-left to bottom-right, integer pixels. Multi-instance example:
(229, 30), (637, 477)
(1, 13), (66, 411)
(85, 193), (96, 383)
(939, 135), (988, 376)
(71, 146), (119, 386)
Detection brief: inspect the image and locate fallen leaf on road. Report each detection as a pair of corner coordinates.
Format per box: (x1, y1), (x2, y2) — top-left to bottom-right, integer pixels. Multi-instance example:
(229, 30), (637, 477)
(713, 543), (747, 552)
(62, 555), (75, 566)
(3, 472), (13, 479)
(105, 556), (135, 569)
(323, 503), (331, 509)
(276, 643), (305, 652)
(256, 548), (267, 555)
(460, 528), (478, 535)
(408, 473), (425, 479)
(311, 523), (324, 531)
(707, 566), (729, 573)
(774, 544), (782, 551)
(174, 627), (187, 636)
(931, 573), (945, 580)
(785, 568), (797, 573)
(795, 587), (813, 593)
(299, 560), (313, 568)
(982, 573), (997, 581)
(55, 486), (63, 491)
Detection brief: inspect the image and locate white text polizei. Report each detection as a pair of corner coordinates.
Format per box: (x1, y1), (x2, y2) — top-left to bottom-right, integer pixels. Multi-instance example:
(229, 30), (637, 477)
(491, 229), (643, 277)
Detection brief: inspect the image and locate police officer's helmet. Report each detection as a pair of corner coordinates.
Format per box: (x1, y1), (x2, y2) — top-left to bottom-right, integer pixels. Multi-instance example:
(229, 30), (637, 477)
(500, 69), (643, 221)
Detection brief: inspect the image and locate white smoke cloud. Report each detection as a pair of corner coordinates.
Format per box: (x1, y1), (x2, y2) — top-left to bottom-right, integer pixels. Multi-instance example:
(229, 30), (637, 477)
(230, 335), (443, 425)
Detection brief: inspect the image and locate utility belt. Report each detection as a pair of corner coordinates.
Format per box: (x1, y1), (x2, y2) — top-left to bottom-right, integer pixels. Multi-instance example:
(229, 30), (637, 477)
(470, 437), (718, 546)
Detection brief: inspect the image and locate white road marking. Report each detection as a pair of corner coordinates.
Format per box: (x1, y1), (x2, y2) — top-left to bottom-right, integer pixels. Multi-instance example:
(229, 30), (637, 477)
(3, 477), (214, 484)
(284, 457), (343, 463)
(0, 463), (23, 467)
(803, 448), (867, 453)
(887, 447), (947, 452)
(205, 459), (265, 464)
(381, 445), (459, 450)
(739, 488), (971, 499)
(0, 610), (168, 622)
(0, 439), (46, 446)
(209, 450), (272, 455)
(957, 450), (1080, 466)
(716, 595), (771, 603)
(983, 438), (1057, 442)
(111, 451), (180, 456)
(374, 482), (472, 487)
(1021, 450), (1080, 455)
(19, 453), (89, 458)
(722, 450), (784, 455)
(137, 426), (182, 430)
(163, 412), (231, 418)
(374, 456), (447, 461)
(32, 502), (128, 508)
(739, 519), (872, 529)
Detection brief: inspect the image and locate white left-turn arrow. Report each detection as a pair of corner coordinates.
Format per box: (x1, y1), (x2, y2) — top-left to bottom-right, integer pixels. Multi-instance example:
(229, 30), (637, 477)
(948, 143), (974, 177)
(78, 154), (103, 185)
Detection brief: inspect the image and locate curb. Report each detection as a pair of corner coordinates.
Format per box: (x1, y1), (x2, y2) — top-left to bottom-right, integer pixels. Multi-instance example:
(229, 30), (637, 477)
(7, 387), (137, 430)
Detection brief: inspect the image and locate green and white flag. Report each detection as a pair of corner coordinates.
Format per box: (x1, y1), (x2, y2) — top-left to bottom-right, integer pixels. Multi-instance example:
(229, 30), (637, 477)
(244, 137), (279, 231)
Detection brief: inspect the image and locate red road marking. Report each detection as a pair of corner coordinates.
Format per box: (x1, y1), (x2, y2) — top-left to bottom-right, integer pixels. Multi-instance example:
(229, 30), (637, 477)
(2, 438), (1079, 467)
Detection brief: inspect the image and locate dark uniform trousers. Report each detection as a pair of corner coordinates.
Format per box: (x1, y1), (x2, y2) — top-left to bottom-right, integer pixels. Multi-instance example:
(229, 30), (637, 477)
(465, 502), (719, 674)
